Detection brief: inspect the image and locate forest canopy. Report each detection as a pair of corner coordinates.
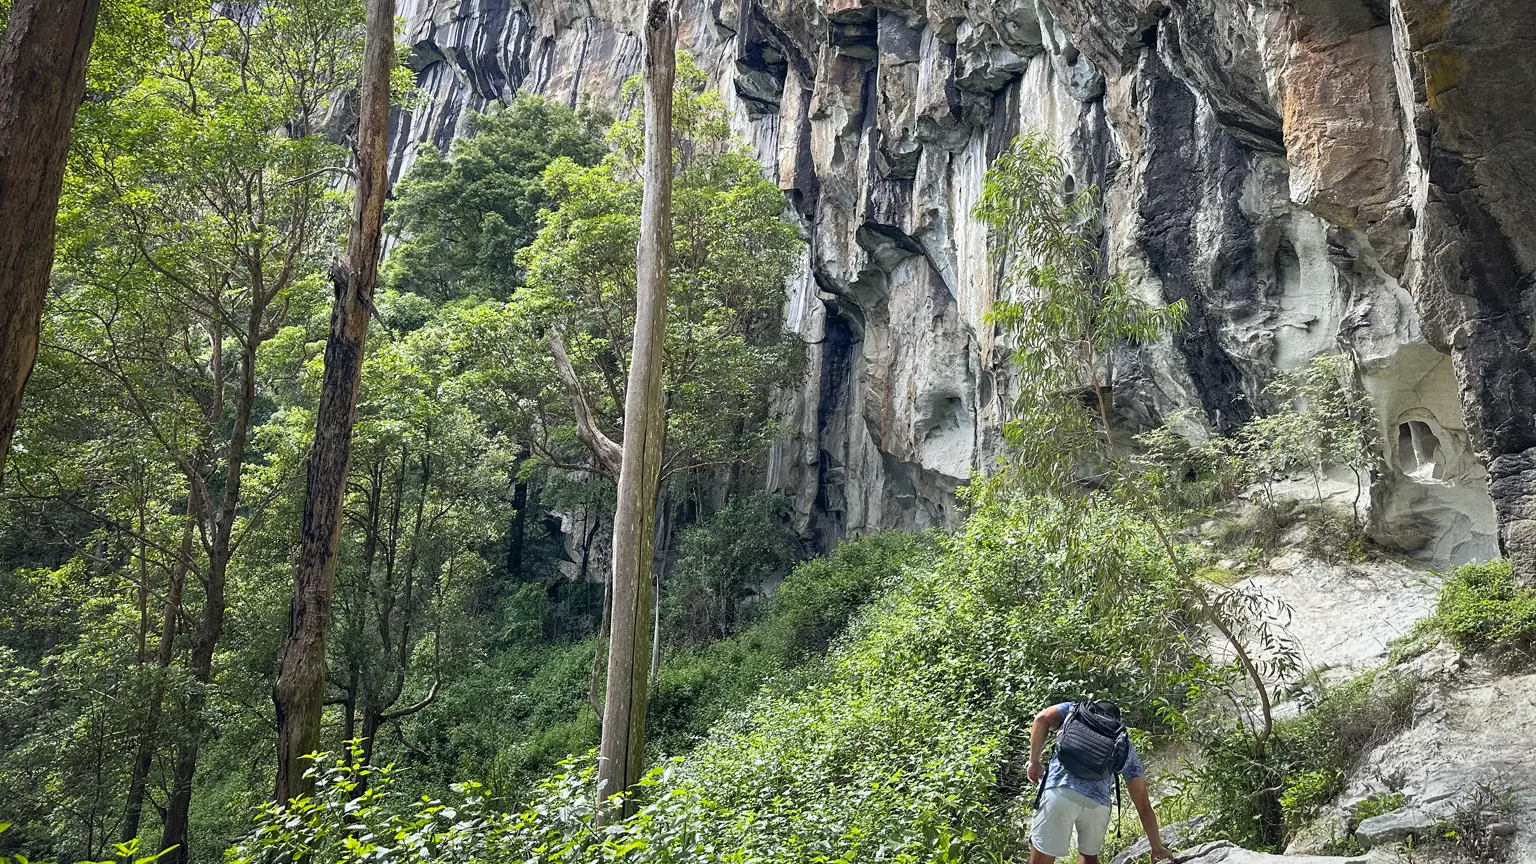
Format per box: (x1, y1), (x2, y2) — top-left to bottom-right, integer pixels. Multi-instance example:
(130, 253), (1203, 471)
(0, 2), (806, 855)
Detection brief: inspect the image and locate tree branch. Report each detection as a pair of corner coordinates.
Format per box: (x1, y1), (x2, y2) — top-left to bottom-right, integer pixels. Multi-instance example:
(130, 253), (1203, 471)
(548, 332), (623, 479)
(379, 677), (439, 722)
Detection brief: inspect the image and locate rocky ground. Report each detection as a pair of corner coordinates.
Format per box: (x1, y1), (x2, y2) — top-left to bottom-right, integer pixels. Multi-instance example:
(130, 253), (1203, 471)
(1227, 548), (1534, 863)
(1240, 550), (1441, 685)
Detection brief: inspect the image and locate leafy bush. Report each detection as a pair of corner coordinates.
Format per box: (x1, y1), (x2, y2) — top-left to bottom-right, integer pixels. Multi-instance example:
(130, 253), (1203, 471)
(1186, 668), (1417, 851)
(661, 492), (802, 647)
(649, 530), (936, 752)
(1350, 791), (1406, 828)
(1432, 559), (1536, 657)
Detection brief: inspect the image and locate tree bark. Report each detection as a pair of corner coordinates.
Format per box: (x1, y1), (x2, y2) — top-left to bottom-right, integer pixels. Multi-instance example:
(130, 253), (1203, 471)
(596, 0), (674, 820)
(550, 332), (622, 478)
(506, 445), (531, 581)
(272, 0), (395, 805)
(161, 321), (263, 864)
(0, 0), (100, 480)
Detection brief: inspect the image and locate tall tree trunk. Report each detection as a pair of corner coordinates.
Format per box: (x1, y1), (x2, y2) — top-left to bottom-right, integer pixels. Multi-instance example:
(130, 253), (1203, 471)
(596, 0), (674, 820)
(648, 493), (669, 682)
(121, 489), (196, 845)
(161, 329), (261, 863)
(0, 0), (100, 480)
(272, 0), (395, 804)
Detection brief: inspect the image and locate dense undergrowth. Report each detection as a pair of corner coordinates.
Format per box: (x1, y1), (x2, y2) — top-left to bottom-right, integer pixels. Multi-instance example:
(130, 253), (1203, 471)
(226, 493), (1209, 864)
(409, 506), (935, 806)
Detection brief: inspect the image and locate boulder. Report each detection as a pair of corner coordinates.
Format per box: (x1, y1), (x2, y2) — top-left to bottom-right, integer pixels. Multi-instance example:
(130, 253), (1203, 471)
(1110, 818), (1206, 864)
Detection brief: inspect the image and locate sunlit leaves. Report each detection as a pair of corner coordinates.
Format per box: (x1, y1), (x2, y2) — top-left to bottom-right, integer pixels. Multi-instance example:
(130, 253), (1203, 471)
(975, 134), (1186, 493)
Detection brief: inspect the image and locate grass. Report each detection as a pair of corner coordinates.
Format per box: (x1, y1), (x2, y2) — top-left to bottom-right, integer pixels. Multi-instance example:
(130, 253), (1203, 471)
(1206, 498), (1372, 565)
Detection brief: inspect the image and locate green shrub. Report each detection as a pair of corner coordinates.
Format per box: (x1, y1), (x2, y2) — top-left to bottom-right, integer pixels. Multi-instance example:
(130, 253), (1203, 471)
(1432, 559), (1536, 656)
(632, 495), (1202, 860)
(1187, 668), (1416, 851)
(648, 530), (937, 753)
(1350, 791), (1405, 828)
(661, 493), (802, 647)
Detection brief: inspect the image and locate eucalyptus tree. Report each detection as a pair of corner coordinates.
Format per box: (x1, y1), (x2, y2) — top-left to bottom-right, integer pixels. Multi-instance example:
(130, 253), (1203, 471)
(275, 0), (395, 805)
(975, 134), (1299, 770)
(521, 57), (804, 488)
(385, 95), (610, 586)
(594, 0), (677, 813)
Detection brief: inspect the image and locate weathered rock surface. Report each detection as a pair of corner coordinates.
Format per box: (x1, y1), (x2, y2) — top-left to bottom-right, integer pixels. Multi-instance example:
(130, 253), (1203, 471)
(1344, 645), (1536, 861)
(1353, 807), (1436, 848)
(388, 0), (1536, 565)
(1239, 552), (1439, 682)
(1173, 840), (1365, 864)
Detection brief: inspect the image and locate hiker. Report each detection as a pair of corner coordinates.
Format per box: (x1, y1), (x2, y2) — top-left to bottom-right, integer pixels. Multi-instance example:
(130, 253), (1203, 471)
(1027, 701), (1172, 864)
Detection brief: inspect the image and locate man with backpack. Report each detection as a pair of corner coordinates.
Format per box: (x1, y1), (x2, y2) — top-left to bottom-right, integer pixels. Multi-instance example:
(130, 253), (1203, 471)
(1027, 701), (1172, 864)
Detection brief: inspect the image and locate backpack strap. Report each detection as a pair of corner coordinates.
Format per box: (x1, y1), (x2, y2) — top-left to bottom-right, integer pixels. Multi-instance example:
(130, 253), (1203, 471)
(1114, 772), (1123, 846)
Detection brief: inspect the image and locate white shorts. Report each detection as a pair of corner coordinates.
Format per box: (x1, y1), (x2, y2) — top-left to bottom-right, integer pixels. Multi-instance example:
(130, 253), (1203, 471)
(1031, 785), (1113, 858)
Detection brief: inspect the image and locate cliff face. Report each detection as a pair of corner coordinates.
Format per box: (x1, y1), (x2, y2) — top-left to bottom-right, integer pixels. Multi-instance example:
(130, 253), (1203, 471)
(393, 0), (1536, 569)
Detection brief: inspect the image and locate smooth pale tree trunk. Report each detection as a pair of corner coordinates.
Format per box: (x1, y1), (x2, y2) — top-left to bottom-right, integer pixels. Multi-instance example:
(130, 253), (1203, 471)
(0, 0), (100, 481)
(596, 0), (675, 820)
(272, 0), (395, 805)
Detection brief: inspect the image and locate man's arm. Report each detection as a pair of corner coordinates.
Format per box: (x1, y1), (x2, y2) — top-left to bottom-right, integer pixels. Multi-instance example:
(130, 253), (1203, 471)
(1126, 776), (1172, 861)
(1026, 705), (1064, 783)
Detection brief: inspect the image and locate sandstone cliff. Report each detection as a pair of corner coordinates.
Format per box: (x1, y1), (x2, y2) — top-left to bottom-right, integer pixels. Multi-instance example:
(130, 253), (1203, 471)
(393, 0), (1536, 569)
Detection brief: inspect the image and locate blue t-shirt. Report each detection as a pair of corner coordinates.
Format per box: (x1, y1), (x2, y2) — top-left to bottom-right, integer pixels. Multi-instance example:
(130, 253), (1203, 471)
(1044, 702), (1144, 807)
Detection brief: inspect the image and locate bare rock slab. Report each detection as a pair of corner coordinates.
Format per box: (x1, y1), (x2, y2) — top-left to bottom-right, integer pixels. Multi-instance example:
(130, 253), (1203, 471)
(1353, 807), (1437, 848)
(1174, 840), (1366, 864)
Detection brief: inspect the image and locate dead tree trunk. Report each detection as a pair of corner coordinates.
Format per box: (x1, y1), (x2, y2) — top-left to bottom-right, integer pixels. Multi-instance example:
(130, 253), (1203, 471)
(596, 0), (674, 820)
(0, 0), (100, 480)
(272, 0), (395, 805)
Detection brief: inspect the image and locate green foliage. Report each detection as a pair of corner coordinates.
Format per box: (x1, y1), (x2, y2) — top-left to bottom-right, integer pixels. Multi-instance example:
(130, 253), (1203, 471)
(661, 493), (800, 647)
(650, 531), (938, 752)
(1238, 354), (1378, 516)
(976, 134), (1186, 490)
(221, 495), (1208, 864)
(1, 2), (370, 858)
(1428, 559), (1536, 657)
(1183, 668), (1417, 851)
(1350, 791), (1406, 828)
(386, 96), (610, 301)
(1132, 417), (1247, 517)
(0, 824), (173, 864)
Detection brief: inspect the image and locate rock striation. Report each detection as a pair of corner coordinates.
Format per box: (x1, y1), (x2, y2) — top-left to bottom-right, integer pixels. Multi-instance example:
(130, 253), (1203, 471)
(391, 0), (1536, 567)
